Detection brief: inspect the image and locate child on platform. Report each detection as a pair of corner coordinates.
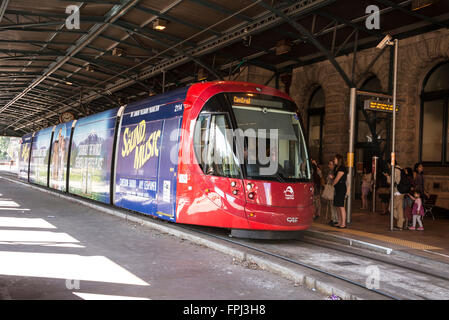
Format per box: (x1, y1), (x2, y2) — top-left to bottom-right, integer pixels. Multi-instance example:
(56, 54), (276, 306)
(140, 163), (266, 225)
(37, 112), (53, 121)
(408, 191), (425, 231)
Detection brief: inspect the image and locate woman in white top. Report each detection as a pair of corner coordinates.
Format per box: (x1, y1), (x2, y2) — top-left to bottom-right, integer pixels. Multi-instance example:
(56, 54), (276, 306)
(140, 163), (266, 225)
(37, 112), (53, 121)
(361, 168), (373, 210)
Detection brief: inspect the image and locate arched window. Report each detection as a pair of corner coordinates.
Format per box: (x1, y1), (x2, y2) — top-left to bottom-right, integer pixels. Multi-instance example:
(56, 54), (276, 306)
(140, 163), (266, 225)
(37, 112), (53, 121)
(420, 62), (449, 164)
(307, 87), (325, 163)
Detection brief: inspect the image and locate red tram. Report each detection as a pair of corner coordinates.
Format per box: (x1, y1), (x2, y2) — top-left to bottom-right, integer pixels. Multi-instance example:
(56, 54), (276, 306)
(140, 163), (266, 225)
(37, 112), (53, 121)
(18, 81), (314, 239)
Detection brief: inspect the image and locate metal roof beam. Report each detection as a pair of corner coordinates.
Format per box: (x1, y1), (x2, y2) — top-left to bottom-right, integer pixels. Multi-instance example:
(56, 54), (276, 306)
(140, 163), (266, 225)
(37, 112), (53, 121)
(251, 0), (354, 87)
(1, 0), (142, 125)
(0, 26), (86, 34)
(0, 0), (10, 23)
(17, 1), (182, 111)
(374, 0), (449, 29)
(57, 0), (120, 4)
(0, 71), (44, 76)
(13, 0), (329, 131)
(0, 39), (74, 46)
(3, 9), (103, 23)
(221, 0), (411, 73)
(316, 10), (383, 38)
(111, 21), (223, 79)
(187, 0), (253, 22)
(0, 21), (64, 30)
(114, 20), (197, 47)
(135, 4), (221, 36)
(0, 65), (46, 70)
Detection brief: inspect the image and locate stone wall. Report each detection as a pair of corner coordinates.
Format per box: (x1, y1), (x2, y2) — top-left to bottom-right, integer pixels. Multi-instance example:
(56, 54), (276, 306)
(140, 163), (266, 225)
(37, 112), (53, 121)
(227, 28), (449, 208)
(289, 28), (449, 169)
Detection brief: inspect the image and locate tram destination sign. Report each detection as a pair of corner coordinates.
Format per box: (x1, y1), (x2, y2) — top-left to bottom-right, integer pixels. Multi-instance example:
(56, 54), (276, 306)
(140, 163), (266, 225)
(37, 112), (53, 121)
(364, 99), (399, 113)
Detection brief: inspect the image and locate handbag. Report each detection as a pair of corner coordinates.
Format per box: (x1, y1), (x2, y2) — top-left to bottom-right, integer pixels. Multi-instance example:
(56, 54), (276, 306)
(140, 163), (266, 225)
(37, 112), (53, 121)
(322, 183), (335, 201)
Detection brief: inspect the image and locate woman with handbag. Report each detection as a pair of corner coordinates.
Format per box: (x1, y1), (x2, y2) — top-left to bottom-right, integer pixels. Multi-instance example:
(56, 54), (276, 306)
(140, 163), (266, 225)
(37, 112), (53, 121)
(322, 159), (338, 226)
(332, 154), (347, 228)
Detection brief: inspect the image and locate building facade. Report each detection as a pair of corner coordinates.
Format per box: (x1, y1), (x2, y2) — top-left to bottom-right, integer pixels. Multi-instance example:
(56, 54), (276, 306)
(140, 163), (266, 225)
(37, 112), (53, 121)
(233, 28), (449, 209)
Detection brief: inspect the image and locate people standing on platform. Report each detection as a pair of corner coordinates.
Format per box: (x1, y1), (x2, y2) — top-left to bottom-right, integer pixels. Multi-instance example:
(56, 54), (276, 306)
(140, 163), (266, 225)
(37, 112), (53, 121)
(361, 167), (373, 210)
(384, 161), (405, 230)
(408, 191), (425, 231)
(414, 162), (429, 199)
(311, 159), (324, 220)
(324, 159), (338, 226)
(332, 154), (347, 228)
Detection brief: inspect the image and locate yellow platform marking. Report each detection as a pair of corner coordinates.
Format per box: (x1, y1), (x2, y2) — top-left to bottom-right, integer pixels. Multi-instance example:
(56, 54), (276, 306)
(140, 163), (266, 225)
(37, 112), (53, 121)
(312, 223), (441, 251)
(156, 211), (174, 218)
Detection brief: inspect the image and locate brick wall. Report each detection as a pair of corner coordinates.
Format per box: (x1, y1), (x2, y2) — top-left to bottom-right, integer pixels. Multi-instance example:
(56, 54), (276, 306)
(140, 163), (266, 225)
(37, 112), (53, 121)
(228, 29), (449, 208)
(289, 28), (449, 170)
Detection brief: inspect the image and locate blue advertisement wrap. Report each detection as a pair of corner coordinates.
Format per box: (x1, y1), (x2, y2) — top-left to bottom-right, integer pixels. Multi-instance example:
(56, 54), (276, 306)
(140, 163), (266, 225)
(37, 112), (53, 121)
(18, 133), (33, 181)
(69, 109), (118, 203)
(155, 116), (182, 220)
(29, 127), (54, 187)
(49, 121), (73, 192)
(115, 88), (186, 222)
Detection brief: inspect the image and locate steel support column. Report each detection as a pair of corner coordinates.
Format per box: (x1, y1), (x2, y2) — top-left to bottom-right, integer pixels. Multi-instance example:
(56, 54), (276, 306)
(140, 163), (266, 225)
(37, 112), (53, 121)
(347, 88), (357, 224)
(0, 0), (10, 23)
(390, 39), (399, 231)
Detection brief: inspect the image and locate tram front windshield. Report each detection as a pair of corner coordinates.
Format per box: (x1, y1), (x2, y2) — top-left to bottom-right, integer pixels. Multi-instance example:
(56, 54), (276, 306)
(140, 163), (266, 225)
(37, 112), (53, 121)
(230, 94), (311, 182)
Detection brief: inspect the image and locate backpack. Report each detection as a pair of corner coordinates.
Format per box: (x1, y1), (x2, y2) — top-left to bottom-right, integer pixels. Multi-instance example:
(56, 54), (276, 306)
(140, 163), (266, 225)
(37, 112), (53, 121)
(396, 168), (411, 194)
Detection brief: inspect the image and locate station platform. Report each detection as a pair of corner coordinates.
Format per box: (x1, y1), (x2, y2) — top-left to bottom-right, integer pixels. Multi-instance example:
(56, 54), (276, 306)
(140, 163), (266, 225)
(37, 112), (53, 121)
(312, 203), (449, 264)
(1, 170), (448, 300)
(0, 173), (323, 300)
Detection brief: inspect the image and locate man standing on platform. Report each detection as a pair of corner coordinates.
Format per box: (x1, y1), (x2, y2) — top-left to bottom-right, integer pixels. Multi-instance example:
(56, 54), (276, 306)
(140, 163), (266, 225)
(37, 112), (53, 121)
(384, 161), (404, 230)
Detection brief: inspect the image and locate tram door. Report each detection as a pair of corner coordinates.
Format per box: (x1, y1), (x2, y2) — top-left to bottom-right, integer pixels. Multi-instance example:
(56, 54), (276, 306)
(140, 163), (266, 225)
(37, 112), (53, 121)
(194, 112), (248, 220)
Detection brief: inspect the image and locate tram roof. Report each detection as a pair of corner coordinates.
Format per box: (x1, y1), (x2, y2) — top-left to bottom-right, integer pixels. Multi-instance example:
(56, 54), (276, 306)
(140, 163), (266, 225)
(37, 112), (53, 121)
(0, 0), (448, 136)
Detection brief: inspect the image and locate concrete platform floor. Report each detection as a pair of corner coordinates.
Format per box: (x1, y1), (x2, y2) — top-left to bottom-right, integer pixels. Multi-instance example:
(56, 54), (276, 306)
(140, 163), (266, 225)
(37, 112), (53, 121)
(0, 177), (324, 300)
(315, 200), (449, 262)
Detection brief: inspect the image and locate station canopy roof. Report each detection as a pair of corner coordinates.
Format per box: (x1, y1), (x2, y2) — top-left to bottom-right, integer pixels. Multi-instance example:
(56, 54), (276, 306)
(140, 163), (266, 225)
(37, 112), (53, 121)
(0, 0), (448, 135)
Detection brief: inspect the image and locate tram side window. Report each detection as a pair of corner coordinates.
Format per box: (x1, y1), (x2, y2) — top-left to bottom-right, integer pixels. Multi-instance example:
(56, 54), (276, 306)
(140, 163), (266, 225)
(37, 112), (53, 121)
(194, 113), (242, 178)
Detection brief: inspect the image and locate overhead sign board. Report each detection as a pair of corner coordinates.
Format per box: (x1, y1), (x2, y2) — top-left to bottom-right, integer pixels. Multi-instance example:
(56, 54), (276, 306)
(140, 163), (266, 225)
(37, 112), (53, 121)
(364, 99), (399, 113)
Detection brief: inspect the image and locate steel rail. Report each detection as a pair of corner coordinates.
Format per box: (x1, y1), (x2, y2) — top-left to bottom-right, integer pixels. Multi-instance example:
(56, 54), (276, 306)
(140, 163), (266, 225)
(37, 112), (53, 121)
(297, 237), (449, 282)
(178, 225), (402, 300)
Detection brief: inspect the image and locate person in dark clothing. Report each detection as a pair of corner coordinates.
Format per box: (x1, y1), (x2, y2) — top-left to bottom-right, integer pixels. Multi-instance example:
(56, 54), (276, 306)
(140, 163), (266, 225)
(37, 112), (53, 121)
(414, 162), (429, 199)
(404, 167), (415, 226)
(331, 154), (347, 228)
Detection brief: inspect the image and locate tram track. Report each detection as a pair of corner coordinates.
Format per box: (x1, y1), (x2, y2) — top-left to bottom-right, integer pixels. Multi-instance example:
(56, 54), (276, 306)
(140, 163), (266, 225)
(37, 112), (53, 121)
(176, 224), (449, 300)
(2, 172), (448, 300)
(297, 236), (449, 283)
(178, 225), (403, 300)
